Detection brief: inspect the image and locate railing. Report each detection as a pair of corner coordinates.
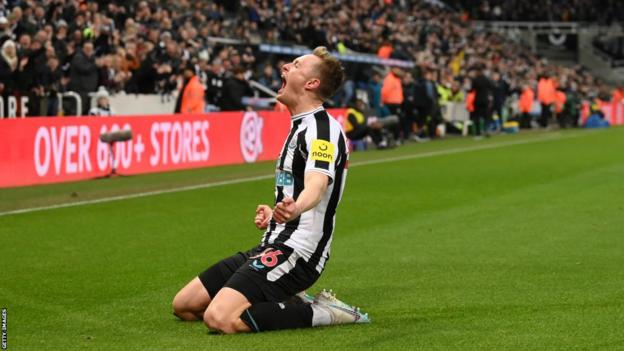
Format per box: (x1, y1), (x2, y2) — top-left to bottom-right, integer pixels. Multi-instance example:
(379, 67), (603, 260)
(258, 44), (415, 68)
(474, 21), (579, 34)
(58, 91), (82, 117)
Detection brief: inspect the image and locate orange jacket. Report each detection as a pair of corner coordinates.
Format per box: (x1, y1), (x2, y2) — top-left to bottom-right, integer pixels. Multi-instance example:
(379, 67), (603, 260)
(465, 91), (475, 112)
(554, 90), (567, 113)
(377, 44), (393, 59)
(181, 76), (205, 114)
(381, 71), (403, 105)
(537, 78), (556, 105)
(518, 87), (535, 113)
(614, 88), (624, 103)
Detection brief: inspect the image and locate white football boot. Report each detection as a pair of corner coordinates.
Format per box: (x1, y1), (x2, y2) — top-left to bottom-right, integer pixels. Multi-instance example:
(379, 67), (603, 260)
(312, 289), (370, 324)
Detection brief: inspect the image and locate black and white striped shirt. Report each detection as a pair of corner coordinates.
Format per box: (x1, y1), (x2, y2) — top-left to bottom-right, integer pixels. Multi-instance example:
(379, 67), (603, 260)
(261, 106), (349, 274)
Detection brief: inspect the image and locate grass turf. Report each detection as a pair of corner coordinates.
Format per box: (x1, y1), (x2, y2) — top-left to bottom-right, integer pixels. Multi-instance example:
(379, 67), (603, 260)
(1, 128), (623, 350)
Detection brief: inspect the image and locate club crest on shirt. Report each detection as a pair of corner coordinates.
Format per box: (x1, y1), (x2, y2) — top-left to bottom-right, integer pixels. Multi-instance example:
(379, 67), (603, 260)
(311, 139), (334, 163)
(288, 138), (297, 149)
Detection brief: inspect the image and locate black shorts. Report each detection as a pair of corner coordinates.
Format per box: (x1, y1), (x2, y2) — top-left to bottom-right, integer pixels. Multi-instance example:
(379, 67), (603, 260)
(198, 244), (320, 304)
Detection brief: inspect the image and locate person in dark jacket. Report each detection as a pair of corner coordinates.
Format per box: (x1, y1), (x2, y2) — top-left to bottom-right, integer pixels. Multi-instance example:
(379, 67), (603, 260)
(219, 66), (253, 111)
(470, 66), (493, 137)
(68, 41), (99, 115)
(401, 71), (417, 140)
(491, 70), (510, 129)
(0, 40), (18, 97)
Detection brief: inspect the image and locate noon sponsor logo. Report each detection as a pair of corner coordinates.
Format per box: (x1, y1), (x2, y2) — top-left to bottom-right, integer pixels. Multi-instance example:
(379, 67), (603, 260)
(310, 139), (334, 163)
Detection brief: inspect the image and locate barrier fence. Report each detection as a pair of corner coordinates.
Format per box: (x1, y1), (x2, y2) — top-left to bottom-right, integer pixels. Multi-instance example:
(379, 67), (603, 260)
(0, 109), (347, 188)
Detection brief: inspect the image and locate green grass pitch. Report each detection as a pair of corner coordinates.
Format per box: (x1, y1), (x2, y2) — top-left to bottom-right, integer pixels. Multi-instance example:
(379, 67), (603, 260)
(1, 128), (624, 350)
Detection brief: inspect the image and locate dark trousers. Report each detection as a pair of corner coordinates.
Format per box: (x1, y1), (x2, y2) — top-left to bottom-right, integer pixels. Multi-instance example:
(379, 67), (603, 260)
(521, 112), (532, 128)
(472, 104), (490, 136)
(385, 104), (403, 139)
(347, 125), (383, 145)
(540, 103), (552, 127)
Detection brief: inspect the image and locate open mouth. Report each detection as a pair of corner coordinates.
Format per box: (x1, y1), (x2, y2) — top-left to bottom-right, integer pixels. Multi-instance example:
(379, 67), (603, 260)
(278, 74), (287, 94)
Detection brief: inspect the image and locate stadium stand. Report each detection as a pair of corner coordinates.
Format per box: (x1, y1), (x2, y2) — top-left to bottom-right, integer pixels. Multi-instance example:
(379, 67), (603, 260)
(446, 0), (624, 24)
(0, 0), (620, 136)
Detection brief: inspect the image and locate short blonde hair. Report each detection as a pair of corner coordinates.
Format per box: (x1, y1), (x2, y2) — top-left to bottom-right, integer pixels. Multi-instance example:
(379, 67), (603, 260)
(312, 46), (345, 100)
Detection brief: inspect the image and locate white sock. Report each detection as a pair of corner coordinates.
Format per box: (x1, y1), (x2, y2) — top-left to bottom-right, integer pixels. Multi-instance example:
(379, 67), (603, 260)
(310, 304), (332, 327)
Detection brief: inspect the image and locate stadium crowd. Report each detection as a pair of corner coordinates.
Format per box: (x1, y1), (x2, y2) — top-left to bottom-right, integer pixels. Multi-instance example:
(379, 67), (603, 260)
(0, 0), (621, 140)
(446, 0), (624, 24)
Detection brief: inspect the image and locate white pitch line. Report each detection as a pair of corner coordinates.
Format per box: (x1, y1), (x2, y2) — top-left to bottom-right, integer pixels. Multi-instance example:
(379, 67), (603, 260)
(0, 133), (572, 217)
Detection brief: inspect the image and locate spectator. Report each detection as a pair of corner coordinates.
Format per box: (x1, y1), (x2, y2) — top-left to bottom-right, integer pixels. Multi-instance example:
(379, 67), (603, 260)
(537, 73), (556, 128)
(401, 71), (417, 140)
(470, 66), (493, 138)
(68, 41), (99, 115)
(345, 98), (399, 149)
(381, 66), (404, 137)
(37, 55), (62, 116)
(257, 64), (281, 95)
(0, 40), (17, 97)
(518, 82), (535, 129)
(554, 89), (567, 128)
(220, 66), (253, 111)
(0, 16), (11, 46)
(491, 71), (510, 128)
(174, 62), (205, 114)
(89, 88), (114, 116)
(367, 71), (388, 118)
(203, 60), (224, 109)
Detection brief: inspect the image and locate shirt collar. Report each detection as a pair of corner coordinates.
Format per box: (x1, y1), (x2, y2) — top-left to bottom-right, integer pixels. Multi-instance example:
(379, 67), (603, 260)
(290, 105), (324, 121)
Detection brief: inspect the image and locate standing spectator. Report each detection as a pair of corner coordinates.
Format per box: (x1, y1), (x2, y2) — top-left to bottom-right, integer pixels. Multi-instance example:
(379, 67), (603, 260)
(537, 73), (556, 128)
(68, 41), (99, 115)
(204, 60), (224, 109)
(491, 71), (510, 129)
(0, 40), (17, 99)
(470, 66), (493, 138)
(367, 71), (387, 117)
(220, 66), (253, 111)
(562, 83), (581, 128)
(381, 66), (403, 138)
(401, 71), (417, 140)
(174, 62), (205, 114)
(518, 82), (535, 129)
(554, 89), (567, 128)
(412, 68), (437, 140)
(38, 55), (62, 116)
(0, 16), (12, 46)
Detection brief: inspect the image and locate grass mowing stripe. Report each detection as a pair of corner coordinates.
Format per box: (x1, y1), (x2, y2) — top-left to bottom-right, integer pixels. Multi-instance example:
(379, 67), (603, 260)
(0, 132), (575, 217)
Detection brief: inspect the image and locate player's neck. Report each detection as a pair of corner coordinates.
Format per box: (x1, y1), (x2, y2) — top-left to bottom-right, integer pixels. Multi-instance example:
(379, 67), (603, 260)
(286, 98), (323, 118)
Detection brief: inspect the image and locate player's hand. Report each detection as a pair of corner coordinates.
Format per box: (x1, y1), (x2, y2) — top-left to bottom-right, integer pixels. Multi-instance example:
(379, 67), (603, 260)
(272, 197), (299, 224)
(254, 204), (272, 230)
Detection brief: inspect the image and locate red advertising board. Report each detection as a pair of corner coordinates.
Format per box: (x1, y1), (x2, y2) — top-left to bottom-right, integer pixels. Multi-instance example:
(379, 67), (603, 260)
(0, 109), (347, 188)
(580, 100), (624, 125)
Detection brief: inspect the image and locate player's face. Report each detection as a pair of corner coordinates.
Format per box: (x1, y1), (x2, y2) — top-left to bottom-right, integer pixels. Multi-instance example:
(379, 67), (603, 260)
(277, 54), (321, 106)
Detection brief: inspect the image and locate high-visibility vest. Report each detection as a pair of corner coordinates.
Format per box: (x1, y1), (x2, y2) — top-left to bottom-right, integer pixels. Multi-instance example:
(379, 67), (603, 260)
(465, 91), (475, 112)
(345, 108), (365, 133)
(381, 72), (403, 105)
(519, 87), (535, 113)
(538, 78), (556, 105)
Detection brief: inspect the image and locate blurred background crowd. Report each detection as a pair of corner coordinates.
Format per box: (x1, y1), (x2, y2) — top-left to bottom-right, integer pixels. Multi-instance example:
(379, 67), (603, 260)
(0, 0), (623, 142)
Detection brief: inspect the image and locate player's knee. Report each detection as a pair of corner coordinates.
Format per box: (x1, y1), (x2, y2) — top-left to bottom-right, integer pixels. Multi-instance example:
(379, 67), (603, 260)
(203, 307), (237, 333)
(172, 291), (197, 321)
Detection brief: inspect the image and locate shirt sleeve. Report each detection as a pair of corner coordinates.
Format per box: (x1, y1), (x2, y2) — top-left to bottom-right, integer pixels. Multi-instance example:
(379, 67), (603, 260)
(304, 113), (340, 181)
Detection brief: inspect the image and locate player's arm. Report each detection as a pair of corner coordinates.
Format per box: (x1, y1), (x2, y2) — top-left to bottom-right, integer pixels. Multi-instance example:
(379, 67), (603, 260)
(272, 171), (328, 224)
